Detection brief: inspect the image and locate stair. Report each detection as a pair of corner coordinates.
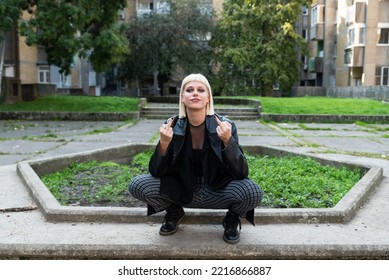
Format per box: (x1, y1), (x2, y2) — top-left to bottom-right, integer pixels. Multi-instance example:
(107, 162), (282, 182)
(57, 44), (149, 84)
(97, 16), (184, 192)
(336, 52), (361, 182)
(141, 103), (260, 120)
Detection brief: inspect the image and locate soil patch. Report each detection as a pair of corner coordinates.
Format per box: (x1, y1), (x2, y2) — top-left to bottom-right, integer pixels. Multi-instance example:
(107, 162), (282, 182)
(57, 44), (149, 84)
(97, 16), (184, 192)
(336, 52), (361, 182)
(42, 164), (147, 208)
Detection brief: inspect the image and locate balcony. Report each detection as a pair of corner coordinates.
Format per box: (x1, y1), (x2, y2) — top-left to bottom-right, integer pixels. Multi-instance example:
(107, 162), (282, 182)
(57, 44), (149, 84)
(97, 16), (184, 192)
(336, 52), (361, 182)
(137, 9), (152, 17)
(344, 47), (364, 67)
(308, 57), (323, 73)
(310, 23), (324, 41)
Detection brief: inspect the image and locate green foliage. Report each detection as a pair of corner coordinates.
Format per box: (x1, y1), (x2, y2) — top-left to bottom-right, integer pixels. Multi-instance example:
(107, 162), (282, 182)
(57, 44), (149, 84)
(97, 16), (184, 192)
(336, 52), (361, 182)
(246, 155), (361, 208)
(211, 0), (312, 95)
(41, 150), (153, 206)
(41, 149), (361, 209)
(121, 0), (215, 86)
(9, 0), (130, 75)
(89, 24), (130, 73)
(0, 0), (34, 37)
(0, 95), (139, 112)
(250, 96), (389, 115)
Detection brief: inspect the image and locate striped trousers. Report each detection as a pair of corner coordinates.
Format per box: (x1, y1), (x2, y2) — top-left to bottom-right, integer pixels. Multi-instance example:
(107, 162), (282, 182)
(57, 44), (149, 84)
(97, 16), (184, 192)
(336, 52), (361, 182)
(128, 174), (263, 219)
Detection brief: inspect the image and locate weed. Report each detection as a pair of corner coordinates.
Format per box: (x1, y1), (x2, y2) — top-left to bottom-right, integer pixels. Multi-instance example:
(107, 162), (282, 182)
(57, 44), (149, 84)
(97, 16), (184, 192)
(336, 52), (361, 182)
(84, 127), (115, 135)
(41, 149), (361, 209)
(246, 155), (361, 208)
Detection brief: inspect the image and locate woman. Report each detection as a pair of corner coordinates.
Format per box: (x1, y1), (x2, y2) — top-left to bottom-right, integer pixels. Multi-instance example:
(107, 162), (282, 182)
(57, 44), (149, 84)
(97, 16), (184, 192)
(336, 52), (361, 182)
(129, 73), (263, 244)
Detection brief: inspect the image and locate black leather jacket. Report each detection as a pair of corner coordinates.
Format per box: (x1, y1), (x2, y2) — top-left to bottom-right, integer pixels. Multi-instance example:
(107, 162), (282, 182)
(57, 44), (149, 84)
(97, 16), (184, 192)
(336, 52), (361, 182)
(149, 114), (249, 209)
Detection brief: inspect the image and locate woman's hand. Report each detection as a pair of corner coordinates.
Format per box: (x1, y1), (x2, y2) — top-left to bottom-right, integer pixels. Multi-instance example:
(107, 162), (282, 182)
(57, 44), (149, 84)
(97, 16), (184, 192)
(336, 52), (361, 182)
(159, 117), (174, 155)
(215, 115), (232, 147)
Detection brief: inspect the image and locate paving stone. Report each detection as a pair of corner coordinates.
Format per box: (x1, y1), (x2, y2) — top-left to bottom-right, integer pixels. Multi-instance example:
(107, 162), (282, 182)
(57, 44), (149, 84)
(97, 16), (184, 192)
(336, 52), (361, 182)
(0, 119), (389, 259)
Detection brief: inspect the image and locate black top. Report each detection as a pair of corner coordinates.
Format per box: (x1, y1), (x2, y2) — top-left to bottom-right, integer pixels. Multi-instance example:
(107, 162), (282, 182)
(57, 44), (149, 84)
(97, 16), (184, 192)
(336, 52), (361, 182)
(192, 149), (202, 177)
(189, 121), (205, 177)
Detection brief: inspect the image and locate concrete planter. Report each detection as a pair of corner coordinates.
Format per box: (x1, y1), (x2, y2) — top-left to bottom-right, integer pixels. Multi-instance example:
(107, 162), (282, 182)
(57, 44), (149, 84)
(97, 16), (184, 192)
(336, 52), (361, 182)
(16, 143), (383, 225)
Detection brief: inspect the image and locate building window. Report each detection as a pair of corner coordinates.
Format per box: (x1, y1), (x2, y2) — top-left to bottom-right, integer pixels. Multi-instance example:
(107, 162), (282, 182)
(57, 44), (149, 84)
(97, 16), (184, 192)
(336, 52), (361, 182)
(302, 6), (308, 15)
(58, 74), (71, 88)
(347, 25), (365, 47)
(118, 10), (125, 21)
(381, 67), (389, 85)
(38, 65), (50, 84)
(302, 29), (308, 41)
(348, 28), (355, 47)
(198, 2), (213, 16)
(378, 28), (389, 44)
(301, 55), (308, 70)
(89, 71), (96, 86)
(311, 5), (324, 25)
(318, 41), (324, 57)
(344, 49), (352, 65)
(311, 7), (317, 25)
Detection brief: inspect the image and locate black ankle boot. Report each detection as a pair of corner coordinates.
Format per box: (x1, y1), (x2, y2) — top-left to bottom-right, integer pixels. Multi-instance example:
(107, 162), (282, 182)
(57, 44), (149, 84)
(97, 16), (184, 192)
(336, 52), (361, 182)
(222, 210), (241, 244)
(159, 204), (185, 236)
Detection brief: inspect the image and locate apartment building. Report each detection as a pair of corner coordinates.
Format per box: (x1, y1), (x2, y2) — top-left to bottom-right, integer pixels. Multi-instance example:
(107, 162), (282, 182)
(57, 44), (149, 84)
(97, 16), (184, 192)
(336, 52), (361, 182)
(299, 0), (389, 88)
(1, 11), (105, 103)
(126, 0), (222, 18)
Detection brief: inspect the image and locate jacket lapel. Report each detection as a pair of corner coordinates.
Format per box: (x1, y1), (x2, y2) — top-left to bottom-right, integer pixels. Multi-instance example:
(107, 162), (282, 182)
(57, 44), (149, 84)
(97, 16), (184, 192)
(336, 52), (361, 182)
(172, 117), (186, 162)
(206, 115), (223, 162)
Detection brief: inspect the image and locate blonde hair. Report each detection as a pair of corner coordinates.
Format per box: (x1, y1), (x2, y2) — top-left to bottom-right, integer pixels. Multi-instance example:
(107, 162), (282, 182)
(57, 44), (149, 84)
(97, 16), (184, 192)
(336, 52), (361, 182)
(178, 73), (215, 118)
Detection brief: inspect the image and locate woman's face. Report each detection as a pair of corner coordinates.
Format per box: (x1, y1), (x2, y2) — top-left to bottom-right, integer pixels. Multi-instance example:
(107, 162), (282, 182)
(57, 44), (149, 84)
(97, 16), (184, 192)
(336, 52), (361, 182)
(181, 81), (210, 112)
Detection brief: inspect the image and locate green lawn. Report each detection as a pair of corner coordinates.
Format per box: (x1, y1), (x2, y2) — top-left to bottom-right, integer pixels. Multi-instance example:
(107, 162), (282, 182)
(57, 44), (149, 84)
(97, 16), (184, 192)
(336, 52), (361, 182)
(250, 96), (388, 115)
(1, 95), (388, 115)
(0, 95), (139, 112)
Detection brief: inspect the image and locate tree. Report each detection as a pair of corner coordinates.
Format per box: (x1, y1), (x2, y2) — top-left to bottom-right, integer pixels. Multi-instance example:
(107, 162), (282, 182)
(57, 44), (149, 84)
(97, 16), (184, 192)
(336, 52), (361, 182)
(0, 0), (129, 75)
(211, 0), (311, 95)
(120, 0), (215, 95)
(0, 0), (30, 97)
(0, 0), (26, 38)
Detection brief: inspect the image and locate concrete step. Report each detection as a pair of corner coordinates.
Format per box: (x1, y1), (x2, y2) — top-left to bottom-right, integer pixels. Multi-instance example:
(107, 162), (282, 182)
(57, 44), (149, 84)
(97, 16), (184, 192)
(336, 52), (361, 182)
(141, 113), (259, 120)
(141, 114), (259, 120)
(141, 104), (259, 120)
(141, 108), (258, 114)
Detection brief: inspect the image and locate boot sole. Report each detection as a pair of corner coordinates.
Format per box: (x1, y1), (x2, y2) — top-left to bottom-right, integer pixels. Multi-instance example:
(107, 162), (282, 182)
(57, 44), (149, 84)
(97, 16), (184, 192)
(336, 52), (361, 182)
(223, 234), (240, 244)
(159, 213), (185, 236)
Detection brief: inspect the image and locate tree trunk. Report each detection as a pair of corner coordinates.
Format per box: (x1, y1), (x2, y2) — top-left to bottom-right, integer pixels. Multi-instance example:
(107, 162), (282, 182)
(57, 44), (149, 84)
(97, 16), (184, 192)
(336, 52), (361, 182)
(153, 70), (159, 96)
(136, 76), (140, 97)
(0, 36), (6, 98)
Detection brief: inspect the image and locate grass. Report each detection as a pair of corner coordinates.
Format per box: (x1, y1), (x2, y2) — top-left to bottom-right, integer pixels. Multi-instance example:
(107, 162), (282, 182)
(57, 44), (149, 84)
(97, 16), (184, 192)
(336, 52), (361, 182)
(40, 153), (149, 207)
(41, 149), (362, 209)
(0, 95), (139, 112)
(239, 96), (389, 115)
(1, 95), (387, 115)
(246, 155), (361, 208)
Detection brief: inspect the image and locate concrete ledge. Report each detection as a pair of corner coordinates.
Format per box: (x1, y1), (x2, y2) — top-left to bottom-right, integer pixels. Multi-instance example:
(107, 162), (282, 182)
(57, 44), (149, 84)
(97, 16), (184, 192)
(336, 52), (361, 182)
(16, 144), (383, 225)
(1, 243), (389, 259)
(261, 113), (389, 124)
(147, 96), (261, 107)
(0, 111), (139, 121)
(2, 110), (387, 124)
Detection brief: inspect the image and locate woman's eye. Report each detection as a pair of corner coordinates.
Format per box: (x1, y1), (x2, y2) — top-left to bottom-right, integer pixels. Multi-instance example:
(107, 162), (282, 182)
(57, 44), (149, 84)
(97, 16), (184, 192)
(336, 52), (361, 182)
(185, 86), (206, 93)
